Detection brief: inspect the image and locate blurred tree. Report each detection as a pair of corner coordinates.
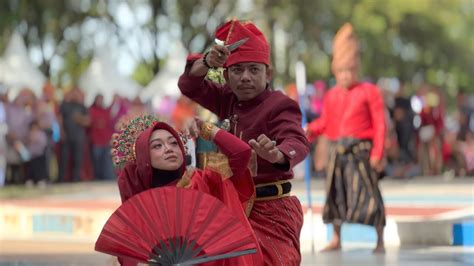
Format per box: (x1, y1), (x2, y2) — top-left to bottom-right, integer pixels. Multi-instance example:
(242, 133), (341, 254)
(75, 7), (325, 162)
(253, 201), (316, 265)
(261, 0), (474, 97)
(0, 0), (472, 99)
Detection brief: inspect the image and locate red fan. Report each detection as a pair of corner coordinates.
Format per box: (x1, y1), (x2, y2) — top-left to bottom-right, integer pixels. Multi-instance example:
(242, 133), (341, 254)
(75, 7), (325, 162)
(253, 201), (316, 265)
(95, 187), (257, 264)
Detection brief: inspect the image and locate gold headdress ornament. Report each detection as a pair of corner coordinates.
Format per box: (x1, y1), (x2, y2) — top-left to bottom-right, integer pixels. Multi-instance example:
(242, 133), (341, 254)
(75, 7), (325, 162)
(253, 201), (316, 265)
(111, 115), (160, 167)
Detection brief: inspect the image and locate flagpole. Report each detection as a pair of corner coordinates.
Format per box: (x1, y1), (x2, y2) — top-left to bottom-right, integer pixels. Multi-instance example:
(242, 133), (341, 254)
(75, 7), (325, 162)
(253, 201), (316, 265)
(295, 61), (315, 255)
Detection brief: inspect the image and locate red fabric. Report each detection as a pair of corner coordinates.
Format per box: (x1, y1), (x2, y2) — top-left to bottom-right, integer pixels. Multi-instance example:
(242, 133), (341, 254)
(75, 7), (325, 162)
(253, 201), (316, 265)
(215, 19), (270, 67)
(307, 82), (386, 160)
(189, 170), (262, 266)
(89, 106), (114, 146)
(214, 130), (255, 204)
(115, 122), (262, 265)
(178, 70), (309, 185)
(307, 88), (342, 141)
(420, 107), (444, 135)
(338, 82), (386, 160)
(249, 197), (303, 265)
(96, 187), (258, 265)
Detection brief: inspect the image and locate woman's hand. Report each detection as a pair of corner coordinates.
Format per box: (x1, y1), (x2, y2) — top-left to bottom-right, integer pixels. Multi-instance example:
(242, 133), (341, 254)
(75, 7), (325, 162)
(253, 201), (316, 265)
(184, 117), (219, 141)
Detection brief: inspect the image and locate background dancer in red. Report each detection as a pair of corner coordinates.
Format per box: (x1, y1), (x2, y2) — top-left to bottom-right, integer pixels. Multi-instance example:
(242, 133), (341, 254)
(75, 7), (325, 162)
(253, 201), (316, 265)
(307, 23), (387, 253)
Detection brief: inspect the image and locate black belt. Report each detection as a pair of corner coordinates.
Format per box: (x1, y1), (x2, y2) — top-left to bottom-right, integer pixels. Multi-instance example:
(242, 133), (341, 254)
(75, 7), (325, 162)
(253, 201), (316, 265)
(255, 181), (291, 200)
(336, 138), (372, 155)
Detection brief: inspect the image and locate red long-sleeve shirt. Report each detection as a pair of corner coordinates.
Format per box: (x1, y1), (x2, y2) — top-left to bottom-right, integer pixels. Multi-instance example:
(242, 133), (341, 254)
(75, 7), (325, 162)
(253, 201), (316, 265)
(308, 82), (386, 160)
(307, 87), (343, 141)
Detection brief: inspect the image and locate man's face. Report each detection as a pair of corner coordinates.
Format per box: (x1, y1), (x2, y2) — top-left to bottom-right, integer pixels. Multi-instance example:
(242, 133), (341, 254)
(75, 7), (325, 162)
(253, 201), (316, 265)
(225, 62), (271, 101)
(333, 66), (359, 89)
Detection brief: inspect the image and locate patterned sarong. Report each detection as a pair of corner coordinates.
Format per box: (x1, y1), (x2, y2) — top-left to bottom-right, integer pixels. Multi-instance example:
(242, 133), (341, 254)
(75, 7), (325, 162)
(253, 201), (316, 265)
(323, 138), (386, 227)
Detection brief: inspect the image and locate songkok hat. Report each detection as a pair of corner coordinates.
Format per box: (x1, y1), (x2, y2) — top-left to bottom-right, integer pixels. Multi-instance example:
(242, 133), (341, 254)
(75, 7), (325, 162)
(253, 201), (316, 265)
(215, 19), (270, 67)
(332, 23), (360, 71)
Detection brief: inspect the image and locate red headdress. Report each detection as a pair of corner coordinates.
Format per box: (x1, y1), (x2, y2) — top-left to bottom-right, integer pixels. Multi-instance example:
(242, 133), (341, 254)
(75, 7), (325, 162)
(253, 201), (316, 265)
(215, 19), (270, 67)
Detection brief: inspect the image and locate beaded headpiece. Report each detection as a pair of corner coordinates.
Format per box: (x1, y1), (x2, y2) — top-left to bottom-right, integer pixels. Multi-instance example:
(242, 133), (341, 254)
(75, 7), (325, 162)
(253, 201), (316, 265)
(111, 115), (160, 167)
(111, 114), (189, 167)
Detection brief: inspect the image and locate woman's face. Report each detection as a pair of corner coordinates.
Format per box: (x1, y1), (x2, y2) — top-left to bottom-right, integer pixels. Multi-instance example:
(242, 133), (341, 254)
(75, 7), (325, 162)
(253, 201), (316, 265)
(149, 129), (183, 170)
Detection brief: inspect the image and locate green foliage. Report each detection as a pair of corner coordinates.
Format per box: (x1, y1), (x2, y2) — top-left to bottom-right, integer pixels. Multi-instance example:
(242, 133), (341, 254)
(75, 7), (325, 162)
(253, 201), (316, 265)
(132, 62), (156, 86)
(206, 68), (226, 84)
(0, 0), (472, 100)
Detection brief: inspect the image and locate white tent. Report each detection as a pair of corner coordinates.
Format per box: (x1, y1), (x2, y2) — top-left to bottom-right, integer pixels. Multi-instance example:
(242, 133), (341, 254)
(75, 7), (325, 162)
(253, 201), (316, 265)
(78, 50), (142, 106)
(140, 40), (187, 106)
(0, 32), (46, 100)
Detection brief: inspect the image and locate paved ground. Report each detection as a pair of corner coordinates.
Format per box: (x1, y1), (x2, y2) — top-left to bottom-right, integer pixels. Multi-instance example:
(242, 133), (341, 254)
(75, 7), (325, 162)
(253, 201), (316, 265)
(302, 246), (474, 266)
(1, 242), (473, 265)
(1, 176), (473, 265)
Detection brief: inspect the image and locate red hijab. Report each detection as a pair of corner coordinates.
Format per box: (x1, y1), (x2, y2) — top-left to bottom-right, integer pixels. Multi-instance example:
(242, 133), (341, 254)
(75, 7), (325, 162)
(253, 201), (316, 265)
(118, 122), (186, 202)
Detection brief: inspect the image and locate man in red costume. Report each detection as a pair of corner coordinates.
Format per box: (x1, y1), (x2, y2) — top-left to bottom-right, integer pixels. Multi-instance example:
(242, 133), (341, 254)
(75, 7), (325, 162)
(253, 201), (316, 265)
(178, 19), (309, 265)
(307, 23), (387, 253)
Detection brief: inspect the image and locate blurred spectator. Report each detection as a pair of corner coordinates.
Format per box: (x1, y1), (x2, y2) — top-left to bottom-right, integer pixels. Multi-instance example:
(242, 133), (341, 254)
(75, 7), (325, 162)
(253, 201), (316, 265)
(35, 81), (60, 181)
(455, 89), (474, 176)
(5, 89), (35, 184)
(128, 96), (148, 117)
(456, 89), (473, 142)
(154, 95), (176, 122)
(58, 88), (90, 182)
(461, 132), (474, 175)
(417, 85), (444, 176)
(171, 96), (196, 131)
(393, 83), (416, 164)
(114, 96), (149, 131)
(89, 94), (115, 180)
(284, 83), (299, 103)
(110, 94), (129, 132)
(0, 85), (8, 187)
(310, 80), (327, 121)
(25, 120), (48, 187)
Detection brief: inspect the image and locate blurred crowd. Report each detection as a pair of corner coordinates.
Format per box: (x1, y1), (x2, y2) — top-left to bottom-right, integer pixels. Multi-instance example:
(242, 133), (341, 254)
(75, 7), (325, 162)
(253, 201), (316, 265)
(0, 82), (198, 188)
(0, 78), (472, 188)
(300, 79), (474, 179)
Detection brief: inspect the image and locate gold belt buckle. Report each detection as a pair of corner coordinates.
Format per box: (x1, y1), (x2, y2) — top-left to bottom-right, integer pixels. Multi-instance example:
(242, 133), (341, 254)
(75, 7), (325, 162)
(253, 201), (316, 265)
(275, 183), (283, 196)
(255, 181), (291, 201)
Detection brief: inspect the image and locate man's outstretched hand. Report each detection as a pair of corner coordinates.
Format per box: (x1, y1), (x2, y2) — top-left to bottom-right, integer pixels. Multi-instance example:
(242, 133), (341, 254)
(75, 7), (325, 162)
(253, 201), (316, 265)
(249, 134), (286, 164)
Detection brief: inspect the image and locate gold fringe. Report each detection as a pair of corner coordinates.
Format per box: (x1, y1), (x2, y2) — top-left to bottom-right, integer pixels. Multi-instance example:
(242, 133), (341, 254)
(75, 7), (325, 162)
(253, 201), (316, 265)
(176, 168), (195, 188)
(197, 152), (233, 179)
